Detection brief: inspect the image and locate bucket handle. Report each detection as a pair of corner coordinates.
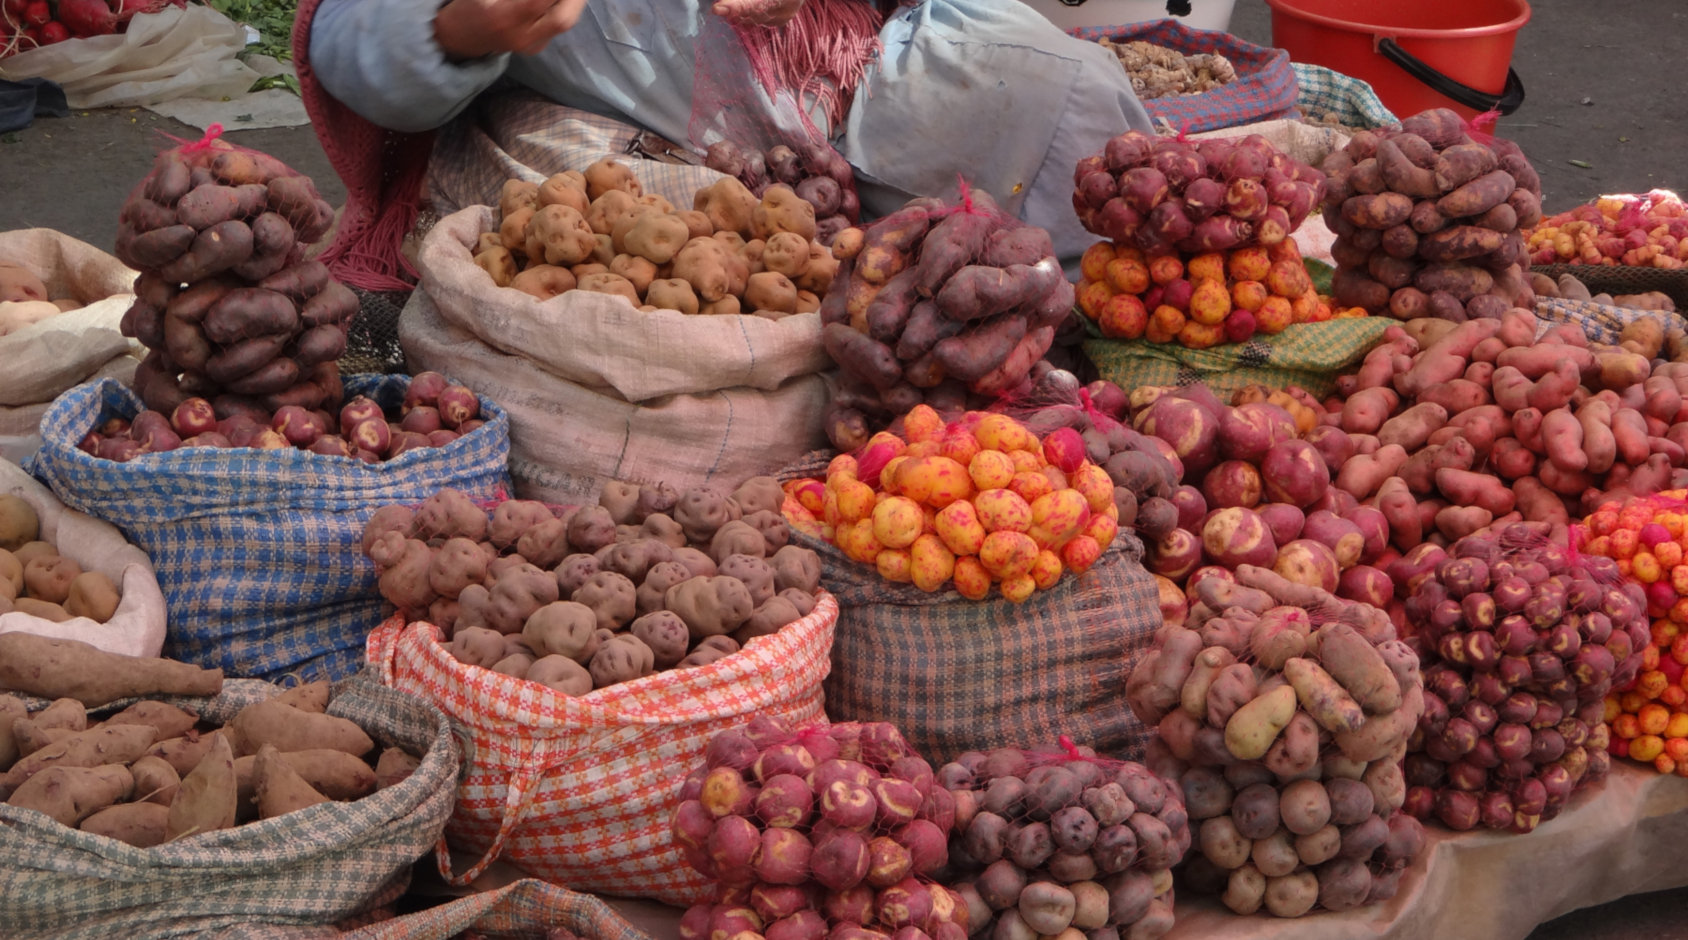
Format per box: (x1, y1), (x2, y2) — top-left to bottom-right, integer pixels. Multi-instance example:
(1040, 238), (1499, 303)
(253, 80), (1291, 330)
(1375, 37), (1526, 116)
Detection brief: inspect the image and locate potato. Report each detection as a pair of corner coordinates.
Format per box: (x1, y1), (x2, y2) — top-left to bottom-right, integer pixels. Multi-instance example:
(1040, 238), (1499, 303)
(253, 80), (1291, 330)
(166, 733), (236, 841)
(21, 555), (80, 605)
(667, 575), (755, 639)
(226, 699), (374, 757)
(588, 633), (656, 687)
(571, 570), (637, 631)
(0, 495), (39, 552)
(1230, 783), (1280, 840)
(1198, 815), (1251, 870)
(104, 700), (198, 740)
(80, 801), (170, 847)
(10, 762), (134, 827)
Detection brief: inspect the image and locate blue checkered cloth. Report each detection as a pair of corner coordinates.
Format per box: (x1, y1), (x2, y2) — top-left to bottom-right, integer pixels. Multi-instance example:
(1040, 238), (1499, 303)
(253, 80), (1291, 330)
(28, 376), (512, 683)
(1068, 19), (1300, 134)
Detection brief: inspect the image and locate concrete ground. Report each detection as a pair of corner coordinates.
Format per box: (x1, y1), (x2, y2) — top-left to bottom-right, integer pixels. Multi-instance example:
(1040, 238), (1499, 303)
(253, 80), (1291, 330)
(0, 0), (1684, 936)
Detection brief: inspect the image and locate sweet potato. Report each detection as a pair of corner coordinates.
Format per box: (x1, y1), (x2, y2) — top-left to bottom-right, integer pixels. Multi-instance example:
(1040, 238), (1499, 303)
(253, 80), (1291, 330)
(80, 801), (170, 847)
(932, 315), (1029, 385)
(226, 699), (374, 757)
(1437, 169), (1516, 219)
(1342, 193), (1414, 230)
(935, 259), (1063, 323)
(1418, 225), (1506, 262)
(0, 635), (222, 708)
(1413, 263), (1494, 303)
(166, 733), (236, 841)
(9, 762), (133, 826)
(252, 743), (332, 819)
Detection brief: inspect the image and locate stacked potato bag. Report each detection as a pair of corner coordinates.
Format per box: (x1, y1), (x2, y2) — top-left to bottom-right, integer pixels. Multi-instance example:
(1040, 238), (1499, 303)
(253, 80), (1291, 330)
(1399, 524), (1645, 833)
(115, 138), (355, 418)
(672, 718), (971, 940)
(938, 745), (1188, 940)
(820, 194), (1074, 450)
(1071, 131), (1325, 255)
(1320, 108), (1544, 321)
(1127, 565), (1427, 917)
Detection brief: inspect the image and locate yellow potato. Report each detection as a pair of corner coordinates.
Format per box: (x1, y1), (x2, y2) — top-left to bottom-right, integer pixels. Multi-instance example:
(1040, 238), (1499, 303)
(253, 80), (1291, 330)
(1029, 550), (1064, 590)
(1028, 489), (1093, 551)
(953, 556), (992, 601)
(974, 489), (1033, 534)
(1224, 685), (1299, 760)
(968, 450), (1016, 491)
(934, 500), (988, 557)
(979, 530), (1038, 581)
(1069, 464), (1116, 515)
(871, 496), (924, 549)
(875, 548), (913, 584)
(831, 478), (877, 525)
(909, 534), (956, 593)
(971, 414), (1024, 452)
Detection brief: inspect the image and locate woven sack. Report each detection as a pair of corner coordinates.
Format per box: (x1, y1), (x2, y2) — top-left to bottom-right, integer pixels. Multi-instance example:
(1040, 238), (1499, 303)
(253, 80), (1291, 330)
(1292, 62), (1398, 130)
(364, 593), (838, 906)
(776, 448), (1158, 763)
(1533, 297), (1686, 346)
(0, 675), (459, 940)
(1083, 317), (1394, 401)
(1067, 19), (1299, 134)
(0, 227), (142, 462)
(28, 375), (512, 682)
(0, 457), (166, 657)
(1532, 263), (1688, 309)
(398, 206), (830, 504)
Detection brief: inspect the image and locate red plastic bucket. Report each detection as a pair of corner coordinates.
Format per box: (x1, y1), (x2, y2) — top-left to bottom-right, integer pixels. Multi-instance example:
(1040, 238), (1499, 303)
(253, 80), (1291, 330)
(1265, 0), (1531, 120)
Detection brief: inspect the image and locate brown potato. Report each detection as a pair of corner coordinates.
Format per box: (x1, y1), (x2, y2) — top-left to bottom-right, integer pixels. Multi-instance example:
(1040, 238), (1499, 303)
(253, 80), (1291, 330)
(0, 495), (39, 552)
(63, 571), (120, 622)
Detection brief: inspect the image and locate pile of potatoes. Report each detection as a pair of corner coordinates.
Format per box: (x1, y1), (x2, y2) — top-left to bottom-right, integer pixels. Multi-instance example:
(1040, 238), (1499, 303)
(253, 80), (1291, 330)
(0, 494), (120, 624)
(1116, 383), (1394, 615)
(819, 193), (1073, 451)
(0, 261), (86, 336)
(115, 141), (356, 419)
(672, 716), (968, 940)
(363, 478), (824, 695)
(704, 139), (861, 245)
(1320, 108), (1543, 321)
(938, 745), (1188, 940)
(476, 158), (840, 319)
(74, 371), (486, 463)
(1395, 525), (1643, 833)
(1127, 565), (1427, 917)
(1313, 310), (1688, 558)
(0, 679), (419, 847)
(1071, 131), (1325, 255)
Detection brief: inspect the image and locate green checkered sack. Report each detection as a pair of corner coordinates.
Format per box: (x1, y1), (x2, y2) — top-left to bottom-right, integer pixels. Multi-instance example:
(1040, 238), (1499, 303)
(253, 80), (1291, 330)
(1083, 317), (1395, 400)
(1534, 297), (1686, 345)
(1293, 63), (1398, 130)
(0, 675), (459, 940)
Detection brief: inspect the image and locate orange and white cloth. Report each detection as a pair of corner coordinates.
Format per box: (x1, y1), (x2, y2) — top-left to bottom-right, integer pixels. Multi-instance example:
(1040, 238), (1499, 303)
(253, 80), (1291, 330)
(364, 594), (837, 906)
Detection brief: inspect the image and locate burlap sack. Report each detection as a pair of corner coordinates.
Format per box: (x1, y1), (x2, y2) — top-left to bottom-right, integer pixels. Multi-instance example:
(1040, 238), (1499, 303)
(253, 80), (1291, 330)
(0, 676), (460, 940)
(398, 206), (831, 504)
(0, 457), (166, 658)
(0, 227), (142, 461)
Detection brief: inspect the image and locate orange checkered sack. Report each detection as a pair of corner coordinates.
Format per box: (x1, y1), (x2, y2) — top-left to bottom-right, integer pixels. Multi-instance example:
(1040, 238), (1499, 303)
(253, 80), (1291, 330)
(365, 592), (838, 906)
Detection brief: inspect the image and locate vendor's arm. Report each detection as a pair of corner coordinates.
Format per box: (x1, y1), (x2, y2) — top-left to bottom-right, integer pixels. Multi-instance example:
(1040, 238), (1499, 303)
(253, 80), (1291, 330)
(309, 0), (586, 133)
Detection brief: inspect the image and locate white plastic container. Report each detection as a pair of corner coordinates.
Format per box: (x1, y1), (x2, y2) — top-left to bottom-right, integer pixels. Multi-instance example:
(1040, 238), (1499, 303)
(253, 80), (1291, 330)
(1021, 0), (1238, 32)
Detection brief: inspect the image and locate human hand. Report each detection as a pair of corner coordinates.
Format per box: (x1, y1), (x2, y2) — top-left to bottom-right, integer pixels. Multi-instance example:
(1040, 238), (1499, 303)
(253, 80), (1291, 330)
(711, 0), (806, 28)
(434, 0), (588, 60)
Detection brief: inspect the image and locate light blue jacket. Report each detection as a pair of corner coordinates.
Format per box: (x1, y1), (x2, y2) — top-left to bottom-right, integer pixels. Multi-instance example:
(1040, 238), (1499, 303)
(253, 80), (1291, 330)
(310, 0), (1155, 261)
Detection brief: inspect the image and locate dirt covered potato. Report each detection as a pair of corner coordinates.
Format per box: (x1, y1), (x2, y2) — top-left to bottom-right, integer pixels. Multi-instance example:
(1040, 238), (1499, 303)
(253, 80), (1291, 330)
(571, 570), (637, 631)
(666, 575), (755, 639)
(589, 633), (656, 687)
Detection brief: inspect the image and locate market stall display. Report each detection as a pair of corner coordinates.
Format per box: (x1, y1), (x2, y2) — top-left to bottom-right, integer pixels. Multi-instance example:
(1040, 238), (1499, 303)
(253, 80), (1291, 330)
(1319, 109), (1542, 320)
(1526, 189), (1688, 269)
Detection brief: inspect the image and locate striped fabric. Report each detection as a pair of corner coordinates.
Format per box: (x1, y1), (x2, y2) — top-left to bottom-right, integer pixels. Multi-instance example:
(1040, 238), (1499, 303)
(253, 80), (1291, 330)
(0, 677), (459, 940)
(28, 375), (512, 682)
(364, 595), (838, 906)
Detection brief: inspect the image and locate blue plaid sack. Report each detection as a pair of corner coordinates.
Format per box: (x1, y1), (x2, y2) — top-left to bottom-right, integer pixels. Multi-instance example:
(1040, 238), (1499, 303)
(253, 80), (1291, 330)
(1068, 19), (1300, 134)
(29, 375), (511, 683)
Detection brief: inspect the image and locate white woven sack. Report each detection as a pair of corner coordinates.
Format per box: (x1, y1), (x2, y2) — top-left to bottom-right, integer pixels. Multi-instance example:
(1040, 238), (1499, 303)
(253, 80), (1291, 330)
(0, 457), (167, 657)
(399, 206), (831, 503)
